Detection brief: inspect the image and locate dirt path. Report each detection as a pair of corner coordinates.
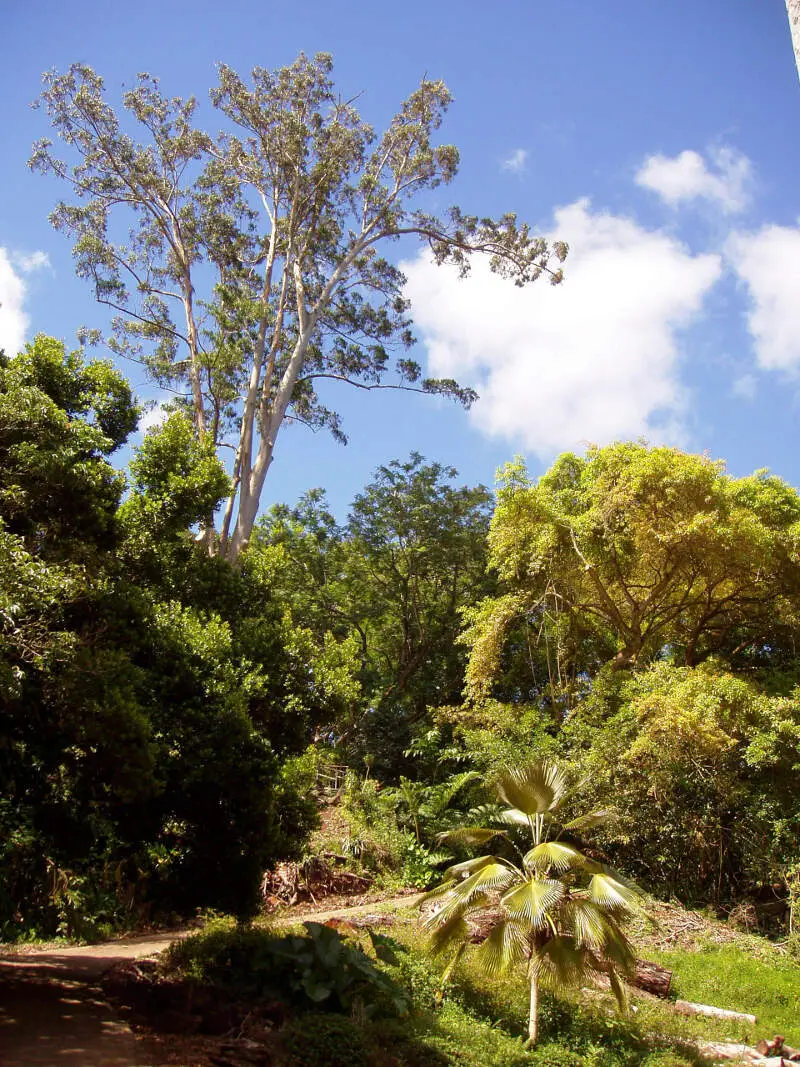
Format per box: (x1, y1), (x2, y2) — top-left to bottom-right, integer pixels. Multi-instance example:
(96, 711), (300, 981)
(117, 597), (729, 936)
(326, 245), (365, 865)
(0, 933), (192, 1066)
(274, 890), (423, 926)
(0, 896), (421, 1065)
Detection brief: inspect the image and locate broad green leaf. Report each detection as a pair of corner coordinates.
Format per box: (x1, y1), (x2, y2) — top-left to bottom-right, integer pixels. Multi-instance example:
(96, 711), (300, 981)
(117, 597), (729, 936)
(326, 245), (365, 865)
(524, 841), (586, 873)
(495, 760), (567, 816)
(501, 878), (564, 927)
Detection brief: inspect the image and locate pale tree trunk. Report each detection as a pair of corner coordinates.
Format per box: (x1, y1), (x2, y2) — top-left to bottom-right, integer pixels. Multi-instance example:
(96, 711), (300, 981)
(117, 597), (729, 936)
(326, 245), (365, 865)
(787, 0), (800, 84)
(525, 971), (540, 1048)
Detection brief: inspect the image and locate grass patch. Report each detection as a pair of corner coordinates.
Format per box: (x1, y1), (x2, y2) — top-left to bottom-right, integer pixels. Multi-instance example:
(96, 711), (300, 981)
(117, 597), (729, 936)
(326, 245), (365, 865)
(156, 904), (799, 1065)
(651, 942), (800, 1043)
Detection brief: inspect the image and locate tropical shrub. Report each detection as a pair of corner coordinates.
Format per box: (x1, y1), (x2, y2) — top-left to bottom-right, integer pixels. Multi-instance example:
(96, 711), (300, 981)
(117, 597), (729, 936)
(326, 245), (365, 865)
(422, 760), (640, 1047)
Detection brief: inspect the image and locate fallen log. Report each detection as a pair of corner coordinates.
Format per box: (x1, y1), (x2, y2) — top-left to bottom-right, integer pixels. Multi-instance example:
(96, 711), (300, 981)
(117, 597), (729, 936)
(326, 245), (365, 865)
(755, 1036), (800, 1062)
(631, 959), (672, 998)
(675, 999), (757, 1025)
(756, 1037), (785, 1057)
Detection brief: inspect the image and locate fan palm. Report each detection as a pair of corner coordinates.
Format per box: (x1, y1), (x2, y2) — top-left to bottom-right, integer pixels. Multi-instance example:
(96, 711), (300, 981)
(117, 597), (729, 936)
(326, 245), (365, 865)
(420, 759), (640, 1048)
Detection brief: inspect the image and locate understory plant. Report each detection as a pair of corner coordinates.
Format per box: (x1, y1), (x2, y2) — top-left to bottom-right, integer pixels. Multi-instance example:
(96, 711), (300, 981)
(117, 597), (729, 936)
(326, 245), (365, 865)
(422, 759), (641, 1047)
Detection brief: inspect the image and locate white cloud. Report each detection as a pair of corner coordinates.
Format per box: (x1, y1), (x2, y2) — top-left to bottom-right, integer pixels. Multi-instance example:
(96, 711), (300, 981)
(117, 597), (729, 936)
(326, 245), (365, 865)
(13, 250), (51, 273)
(0, 249), (29, 356)
(403, 199), (721, 457)
(727, 223), (800, 372)
(636, 147), (752, 213)
(501, 148), (528, 174)
(139, 403), (171, 432)
(731, 373), (757, 400)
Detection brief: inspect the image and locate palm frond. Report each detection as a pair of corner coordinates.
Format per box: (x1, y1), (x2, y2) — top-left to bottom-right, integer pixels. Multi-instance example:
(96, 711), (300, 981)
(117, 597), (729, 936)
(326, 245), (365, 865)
(560, 898), (610, 949)
(423, 861), (516, 926)
(476, 916), (529, 975)
(608, 967), (631, 1015)
(524, 840), (586, 874)
(501, 877), (565, 929)
(420, 855), (495, 901)
(437, 826), (507, 847)
(427, 908), (470, 958)
(588, 872), (641, 913)
(533, 934), (595, 995)
(593, 918), (637, 976)
(496, 807), (532, 827)
(561, 809), (614, 833)
(495, 760), (567, 817)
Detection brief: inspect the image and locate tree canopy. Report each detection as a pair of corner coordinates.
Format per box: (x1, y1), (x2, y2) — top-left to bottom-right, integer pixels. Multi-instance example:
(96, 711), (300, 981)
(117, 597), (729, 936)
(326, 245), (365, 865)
(463, 443), (800, 707)
(251, 453), (493, 775)
(0, 336), (352, 936)
(32, 54), (566, 559)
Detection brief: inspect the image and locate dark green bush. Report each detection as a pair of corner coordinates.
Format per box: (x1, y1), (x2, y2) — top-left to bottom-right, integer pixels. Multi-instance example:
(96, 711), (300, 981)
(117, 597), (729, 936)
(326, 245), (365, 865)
(163, 921), (408, 1016)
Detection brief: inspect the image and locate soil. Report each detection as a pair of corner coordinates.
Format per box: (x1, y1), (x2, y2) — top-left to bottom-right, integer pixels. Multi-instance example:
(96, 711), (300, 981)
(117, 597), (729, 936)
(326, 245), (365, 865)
(0, 895), (420, 1066)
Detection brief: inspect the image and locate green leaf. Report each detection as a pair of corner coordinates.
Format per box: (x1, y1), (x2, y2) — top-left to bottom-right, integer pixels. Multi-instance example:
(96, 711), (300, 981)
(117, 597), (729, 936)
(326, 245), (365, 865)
(303, 979), (333, 1002)
(495, 760), (567, 816)
(501, 877), (565, 927)
(524, 841), (586, 873)
(367, 929), (401, 965)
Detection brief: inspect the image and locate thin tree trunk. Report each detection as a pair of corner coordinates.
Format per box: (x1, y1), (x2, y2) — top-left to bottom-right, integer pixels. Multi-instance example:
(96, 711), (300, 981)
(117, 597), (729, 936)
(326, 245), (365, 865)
(787, 0), (800, 84)
(526, 971), (540, 1048)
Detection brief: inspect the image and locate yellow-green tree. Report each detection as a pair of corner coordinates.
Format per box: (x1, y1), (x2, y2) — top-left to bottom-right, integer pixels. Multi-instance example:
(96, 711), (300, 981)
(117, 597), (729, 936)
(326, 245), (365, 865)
(464, 443), (800, 702)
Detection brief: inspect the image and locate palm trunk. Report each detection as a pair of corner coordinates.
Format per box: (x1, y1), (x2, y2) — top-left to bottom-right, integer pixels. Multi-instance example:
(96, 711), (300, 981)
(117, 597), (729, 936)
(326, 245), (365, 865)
(525, 971), (540, 1048)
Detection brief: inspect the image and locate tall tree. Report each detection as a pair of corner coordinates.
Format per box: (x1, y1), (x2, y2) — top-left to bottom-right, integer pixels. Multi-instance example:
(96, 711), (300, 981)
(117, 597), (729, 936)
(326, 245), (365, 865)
(31, 55), (567, 560)
(252, 454), (494, 770)
(464, 444), (800, 701)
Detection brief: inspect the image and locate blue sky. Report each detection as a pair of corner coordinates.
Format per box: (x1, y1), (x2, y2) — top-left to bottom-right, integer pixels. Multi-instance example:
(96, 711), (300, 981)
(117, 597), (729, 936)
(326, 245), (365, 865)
(2, 0), (799, 518)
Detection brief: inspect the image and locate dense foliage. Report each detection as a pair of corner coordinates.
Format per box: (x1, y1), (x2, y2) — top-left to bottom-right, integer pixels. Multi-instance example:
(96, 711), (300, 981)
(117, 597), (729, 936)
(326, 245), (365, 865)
(3, 340), (799, 947)
(452, 444), (800, 909)
(0, 337), (346, 938)
(251, 454), (493, 778)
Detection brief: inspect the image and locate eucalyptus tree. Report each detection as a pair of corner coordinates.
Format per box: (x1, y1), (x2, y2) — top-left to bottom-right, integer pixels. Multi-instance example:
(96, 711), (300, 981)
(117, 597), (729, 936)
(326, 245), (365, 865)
(31, 54), (567, 560)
